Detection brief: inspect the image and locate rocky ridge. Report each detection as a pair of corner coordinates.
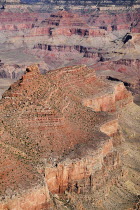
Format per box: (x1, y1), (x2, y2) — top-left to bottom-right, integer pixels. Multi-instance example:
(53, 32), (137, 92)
(0, 8), (140, 104)
(0, 64), (139, 210)
(0, 5), (139, 102)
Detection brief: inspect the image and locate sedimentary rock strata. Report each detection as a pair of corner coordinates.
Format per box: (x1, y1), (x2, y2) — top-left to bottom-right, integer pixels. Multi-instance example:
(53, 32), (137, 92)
(0, 6), (139, 79)
(0, 64), (137, 209)
(0, 1), (140, 209)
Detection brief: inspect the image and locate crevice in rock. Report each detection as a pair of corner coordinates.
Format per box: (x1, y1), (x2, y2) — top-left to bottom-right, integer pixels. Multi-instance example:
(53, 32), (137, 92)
(122, 33), (132, 44)
(107, 76), (131, 87)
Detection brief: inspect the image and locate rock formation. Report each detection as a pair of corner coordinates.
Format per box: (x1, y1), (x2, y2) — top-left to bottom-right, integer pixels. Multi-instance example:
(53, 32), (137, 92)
(0, 64), (139, 210)
(0, 6), (139, 103)
(0, 1), (140, 209)
(0, 7), (139, 76)
(0, 5), (139, 102)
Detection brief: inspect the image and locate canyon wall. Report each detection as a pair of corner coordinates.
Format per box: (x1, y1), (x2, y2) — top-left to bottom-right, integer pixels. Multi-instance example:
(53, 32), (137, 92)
(0, 3), (140, 208)
(0, 65), (138, 210)
(0, 7), (139, 80)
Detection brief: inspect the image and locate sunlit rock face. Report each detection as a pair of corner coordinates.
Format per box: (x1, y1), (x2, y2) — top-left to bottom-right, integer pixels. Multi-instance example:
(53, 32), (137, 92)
(0, 6), (139, 81)
(0, 1), (140, 209)
(0, 64), (135, 209)
(2, 5), (139, 98)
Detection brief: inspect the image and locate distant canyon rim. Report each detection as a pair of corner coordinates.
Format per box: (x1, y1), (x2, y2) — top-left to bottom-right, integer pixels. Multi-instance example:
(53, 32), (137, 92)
(0, 1), (140, 100)
(0, 1), (140, 210)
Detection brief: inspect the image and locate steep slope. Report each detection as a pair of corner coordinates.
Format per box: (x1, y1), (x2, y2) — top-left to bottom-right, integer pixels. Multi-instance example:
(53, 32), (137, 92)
(0, 64), (138, 210)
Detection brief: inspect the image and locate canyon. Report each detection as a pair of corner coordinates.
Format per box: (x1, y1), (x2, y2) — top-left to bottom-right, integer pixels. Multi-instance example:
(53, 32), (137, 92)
(0, 1), (140, 100)
(0, 0), (140, 209)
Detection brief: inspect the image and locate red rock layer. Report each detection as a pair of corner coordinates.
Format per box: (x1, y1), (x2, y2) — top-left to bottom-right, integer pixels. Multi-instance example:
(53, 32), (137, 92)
(0, 9), (140, 80)
(0, 64), (133, 209)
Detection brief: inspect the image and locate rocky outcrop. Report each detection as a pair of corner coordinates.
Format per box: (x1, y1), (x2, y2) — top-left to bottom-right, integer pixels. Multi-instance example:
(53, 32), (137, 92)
(83, 82), (132, 112)
(0, 2), (139, 208)
(0, 187), (49, 210)
(0, 64), (135, 209)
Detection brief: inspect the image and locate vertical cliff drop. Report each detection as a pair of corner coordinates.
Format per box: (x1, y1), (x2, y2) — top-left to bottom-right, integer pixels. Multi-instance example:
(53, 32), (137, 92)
(0, 64), (139, 209)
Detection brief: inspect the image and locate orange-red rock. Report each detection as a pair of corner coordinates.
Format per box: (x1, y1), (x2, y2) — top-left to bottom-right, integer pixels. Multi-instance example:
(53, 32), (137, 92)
(0, 64), (133, 209)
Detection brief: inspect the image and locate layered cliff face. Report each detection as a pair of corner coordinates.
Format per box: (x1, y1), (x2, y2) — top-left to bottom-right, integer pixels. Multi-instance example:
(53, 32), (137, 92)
(0, 64), (139, 210)
(0, 7), (139, 102)
(0, 7), (139, 79)
(0, 8), (139, 107)
(0, 4), (140, 208)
